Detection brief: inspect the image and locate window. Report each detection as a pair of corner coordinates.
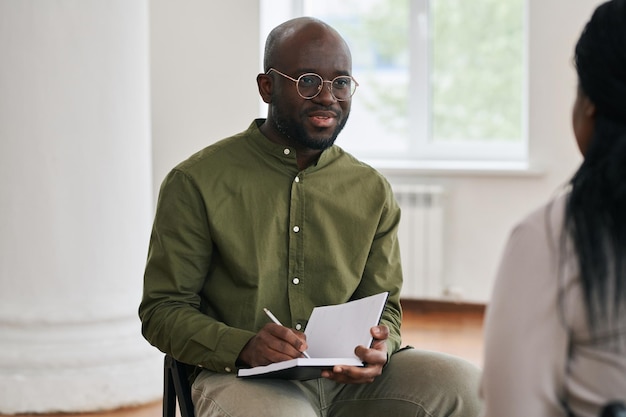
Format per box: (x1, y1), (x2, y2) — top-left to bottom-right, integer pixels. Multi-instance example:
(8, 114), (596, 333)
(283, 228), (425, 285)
(260, 0), (527, 167)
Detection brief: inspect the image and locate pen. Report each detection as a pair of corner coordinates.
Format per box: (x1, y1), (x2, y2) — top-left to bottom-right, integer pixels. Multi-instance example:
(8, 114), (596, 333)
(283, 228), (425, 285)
(263, 307), (311, 358)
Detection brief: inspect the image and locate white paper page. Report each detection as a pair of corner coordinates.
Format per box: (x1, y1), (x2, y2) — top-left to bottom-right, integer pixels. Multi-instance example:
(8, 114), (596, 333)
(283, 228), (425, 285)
(304, 292), (388, 359)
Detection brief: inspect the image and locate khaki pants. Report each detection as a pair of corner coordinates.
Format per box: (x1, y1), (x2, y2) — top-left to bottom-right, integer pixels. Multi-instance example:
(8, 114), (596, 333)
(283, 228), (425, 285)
(191, 348), (483, 417)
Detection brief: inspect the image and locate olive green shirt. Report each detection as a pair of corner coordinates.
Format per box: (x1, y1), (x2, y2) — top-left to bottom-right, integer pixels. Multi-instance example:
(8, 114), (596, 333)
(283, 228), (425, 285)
(139, 119), (403, 375)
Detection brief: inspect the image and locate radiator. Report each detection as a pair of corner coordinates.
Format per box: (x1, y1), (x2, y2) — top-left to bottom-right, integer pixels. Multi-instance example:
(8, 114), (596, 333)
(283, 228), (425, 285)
(393, 185), (445, 300)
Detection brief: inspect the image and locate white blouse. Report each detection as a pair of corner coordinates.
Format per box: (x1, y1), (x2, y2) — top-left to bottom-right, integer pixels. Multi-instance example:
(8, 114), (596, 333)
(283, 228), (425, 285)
(480, 192), (626, 417)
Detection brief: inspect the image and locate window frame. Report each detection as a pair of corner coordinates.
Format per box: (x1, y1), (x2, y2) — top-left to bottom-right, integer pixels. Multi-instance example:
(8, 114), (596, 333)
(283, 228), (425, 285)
(259, 0), (529, 168)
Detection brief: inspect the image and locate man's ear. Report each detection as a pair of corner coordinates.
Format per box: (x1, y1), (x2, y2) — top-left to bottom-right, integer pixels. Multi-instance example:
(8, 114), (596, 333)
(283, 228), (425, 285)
(257, 73), (273, 104)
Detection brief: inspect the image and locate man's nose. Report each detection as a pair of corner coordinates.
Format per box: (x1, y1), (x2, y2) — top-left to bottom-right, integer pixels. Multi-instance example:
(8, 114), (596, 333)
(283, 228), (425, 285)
(314, 81), (338, 104)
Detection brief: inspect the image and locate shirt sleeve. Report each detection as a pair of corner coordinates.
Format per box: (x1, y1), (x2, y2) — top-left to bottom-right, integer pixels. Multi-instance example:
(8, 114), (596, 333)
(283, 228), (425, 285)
(357, 182), (404, 356)
(138, 169), (255, 373)
(480, 209), (569, 417)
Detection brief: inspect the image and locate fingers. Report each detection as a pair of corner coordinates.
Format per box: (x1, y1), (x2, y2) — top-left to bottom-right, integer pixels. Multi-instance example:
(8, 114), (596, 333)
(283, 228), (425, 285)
(320, 325), (390, 384)
(263, 323), (308, 357)
(238, 324), (308, 367)
(371, 324), (389, 341)
(358, 324), (389, 363)
(355, 343), (387, 366)
(321, 363), (383, 384)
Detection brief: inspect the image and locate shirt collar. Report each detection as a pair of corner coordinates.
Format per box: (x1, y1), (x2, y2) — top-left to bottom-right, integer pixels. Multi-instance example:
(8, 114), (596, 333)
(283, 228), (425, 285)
(249, 118), (342, 172)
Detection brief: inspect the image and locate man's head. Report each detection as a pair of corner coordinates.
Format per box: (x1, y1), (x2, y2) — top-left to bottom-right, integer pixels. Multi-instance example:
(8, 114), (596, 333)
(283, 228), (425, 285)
(257, 17), (354, 152)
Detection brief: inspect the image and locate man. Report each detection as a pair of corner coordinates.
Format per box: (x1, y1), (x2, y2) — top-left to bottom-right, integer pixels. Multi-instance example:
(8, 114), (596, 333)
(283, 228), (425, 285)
(140, 17), (482, 416)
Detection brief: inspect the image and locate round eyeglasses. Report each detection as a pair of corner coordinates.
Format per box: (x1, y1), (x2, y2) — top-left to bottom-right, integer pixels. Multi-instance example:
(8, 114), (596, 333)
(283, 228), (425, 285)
(266, 68), (358, 101)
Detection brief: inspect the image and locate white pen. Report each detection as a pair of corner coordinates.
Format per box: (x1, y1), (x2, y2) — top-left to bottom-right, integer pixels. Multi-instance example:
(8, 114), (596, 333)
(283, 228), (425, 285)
(263, 307), (311, 358)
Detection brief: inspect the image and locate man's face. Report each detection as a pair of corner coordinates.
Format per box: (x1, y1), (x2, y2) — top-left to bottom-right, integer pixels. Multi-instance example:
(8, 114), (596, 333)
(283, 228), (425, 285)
(270, 85), (350, 151)
(267, 32), (353, 151)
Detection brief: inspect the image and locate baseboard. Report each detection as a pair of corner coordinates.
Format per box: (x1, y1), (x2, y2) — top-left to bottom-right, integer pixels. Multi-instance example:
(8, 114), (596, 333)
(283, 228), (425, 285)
(400, 298), (486, 315)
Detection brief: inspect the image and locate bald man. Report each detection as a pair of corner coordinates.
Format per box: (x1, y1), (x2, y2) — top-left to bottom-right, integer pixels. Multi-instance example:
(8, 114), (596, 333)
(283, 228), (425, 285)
(140, 17), (482, 417)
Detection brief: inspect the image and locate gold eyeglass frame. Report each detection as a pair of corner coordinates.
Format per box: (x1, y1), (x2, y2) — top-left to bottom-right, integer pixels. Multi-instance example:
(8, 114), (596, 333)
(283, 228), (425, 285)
(266, 68), (359, 101)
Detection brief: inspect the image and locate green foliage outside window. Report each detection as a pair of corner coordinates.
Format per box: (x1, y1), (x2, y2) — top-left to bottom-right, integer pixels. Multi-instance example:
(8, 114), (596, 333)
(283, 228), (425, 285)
(309, 0), (524, 144)
(432, 0), (524, 142)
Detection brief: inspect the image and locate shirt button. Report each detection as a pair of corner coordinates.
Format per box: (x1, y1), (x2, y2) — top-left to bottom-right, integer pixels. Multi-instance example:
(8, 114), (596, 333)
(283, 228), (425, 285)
(292, 277), (300, 285)
(225, 367), (231, 373)
(293, 226), (300, 233)
(295, 323), (302, 330)
(283, 148), (291, 155)
(294, 176), (300, 183)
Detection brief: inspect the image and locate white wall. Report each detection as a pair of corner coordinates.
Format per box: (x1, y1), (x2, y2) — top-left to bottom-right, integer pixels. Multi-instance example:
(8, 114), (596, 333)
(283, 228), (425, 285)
(150, 0), (261, 199)
(0, 1), (161, 412)
(425, 0), (598, 302)
(150, 0), (602, 303)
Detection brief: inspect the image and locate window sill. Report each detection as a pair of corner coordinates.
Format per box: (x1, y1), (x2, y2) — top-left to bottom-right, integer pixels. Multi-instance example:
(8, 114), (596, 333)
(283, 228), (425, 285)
(364, 159), (544, 178)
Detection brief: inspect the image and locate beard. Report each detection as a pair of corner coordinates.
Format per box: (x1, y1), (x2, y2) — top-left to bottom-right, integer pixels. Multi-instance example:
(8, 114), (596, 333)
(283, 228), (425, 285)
(270, 100), (349, 151)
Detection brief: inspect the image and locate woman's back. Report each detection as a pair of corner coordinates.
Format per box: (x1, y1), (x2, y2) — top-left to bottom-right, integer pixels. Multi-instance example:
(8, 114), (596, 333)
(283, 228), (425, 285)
(481, 1), (626, 414)
(481, 193), (626, 417)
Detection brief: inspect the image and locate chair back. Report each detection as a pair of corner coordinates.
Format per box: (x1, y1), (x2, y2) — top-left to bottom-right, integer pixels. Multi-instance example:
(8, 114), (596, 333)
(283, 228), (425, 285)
(163, 354), (195, 417)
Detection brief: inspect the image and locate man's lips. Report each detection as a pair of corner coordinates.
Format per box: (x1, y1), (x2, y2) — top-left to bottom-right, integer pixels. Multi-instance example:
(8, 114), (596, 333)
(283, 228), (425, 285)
(308, 110), (338, 128)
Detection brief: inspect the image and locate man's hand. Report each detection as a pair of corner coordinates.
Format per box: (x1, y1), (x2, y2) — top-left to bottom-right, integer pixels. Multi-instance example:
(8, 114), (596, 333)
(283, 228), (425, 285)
(320, 325), (389, 384)
(237, 323), (308, 368)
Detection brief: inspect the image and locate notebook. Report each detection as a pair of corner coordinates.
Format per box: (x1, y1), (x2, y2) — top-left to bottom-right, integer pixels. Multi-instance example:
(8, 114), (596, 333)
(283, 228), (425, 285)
(237, 292), (389, 380)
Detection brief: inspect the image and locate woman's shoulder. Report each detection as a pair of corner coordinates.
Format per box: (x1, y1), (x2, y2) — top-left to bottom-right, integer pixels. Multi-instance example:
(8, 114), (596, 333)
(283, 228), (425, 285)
(512, 189), (569, 242)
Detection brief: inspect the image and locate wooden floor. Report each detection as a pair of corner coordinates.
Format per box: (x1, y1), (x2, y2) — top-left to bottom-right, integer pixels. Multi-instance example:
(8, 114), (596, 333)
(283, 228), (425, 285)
(3, 300), (484, 417)
(400, 299), (484, 368)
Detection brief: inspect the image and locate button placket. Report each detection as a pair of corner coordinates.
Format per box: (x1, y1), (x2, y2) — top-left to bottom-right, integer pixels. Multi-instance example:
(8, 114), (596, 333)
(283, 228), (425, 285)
(287, 167), (306, 328)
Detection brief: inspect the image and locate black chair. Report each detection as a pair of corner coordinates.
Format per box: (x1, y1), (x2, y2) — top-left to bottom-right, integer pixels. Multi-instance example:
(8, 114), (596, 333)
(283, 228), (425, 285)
(601, 401), (626, 417)
(163, 354), (195, 417)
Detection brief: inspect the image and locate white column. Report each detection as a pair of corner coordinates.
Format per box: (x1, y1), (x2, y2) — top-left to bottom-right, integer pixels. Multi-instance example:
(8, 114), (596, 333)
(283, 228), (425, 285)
(0, 1), (162, 413)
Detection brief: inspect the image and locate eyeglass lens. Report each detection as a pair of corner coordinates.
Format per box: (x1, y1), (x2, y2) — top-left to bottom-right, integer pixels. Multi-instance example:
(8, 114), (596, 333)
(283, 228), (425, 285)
(297, 74), (356, 100)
